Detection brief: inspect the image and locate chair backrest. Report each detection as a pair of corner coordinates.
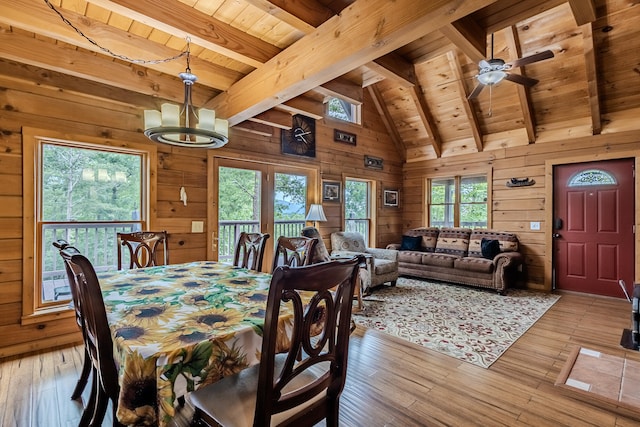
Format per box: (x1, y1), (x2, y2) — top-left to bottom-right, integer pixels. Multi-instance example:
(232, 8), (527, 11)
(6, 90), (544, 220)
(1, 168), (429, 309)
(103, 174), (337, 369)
(256, 256), (363, 426)
(232, 232), (270, 271)
(53, 240), (83, 330)
(272, 236), (318, 272)
(58, 245), (120, 399)
(331, 231), (367, 253)
(117, 230), (169, 270)
(300, 226), (331, 264)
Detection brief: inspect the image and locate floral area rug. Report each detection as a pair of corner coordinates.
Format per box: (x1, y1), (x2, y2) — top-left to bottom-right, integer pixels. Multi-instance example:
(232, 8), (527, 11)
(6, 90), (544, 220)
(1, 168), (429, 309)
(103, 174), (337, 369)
(353, 277), (560, 368)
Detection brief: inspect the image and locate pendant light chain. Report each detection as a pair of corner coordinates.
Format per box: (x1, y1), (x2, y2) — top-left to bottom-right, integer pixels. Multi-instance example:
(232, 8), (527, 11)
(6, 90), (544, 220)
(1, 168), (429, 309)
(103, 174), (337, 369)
(42, 0), (187, 64)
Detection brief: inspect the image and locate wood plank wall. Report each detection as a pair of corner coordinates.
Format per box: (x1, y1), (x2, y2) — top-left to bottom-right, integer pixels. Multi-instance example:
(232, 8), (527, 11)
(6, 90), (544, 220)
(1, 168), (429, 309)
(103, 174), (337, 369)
(403, 130), (640, 291)
(0, 74), (402, 358)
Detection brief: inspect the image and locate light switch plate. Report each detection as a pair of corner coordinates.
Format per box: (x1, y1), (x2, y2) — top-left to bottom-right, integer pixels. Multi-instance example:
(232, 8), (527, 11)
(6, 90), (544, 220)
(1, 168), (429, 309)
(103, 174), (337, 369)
(191, 221), (204, 233)
(530, 221), (540, 230)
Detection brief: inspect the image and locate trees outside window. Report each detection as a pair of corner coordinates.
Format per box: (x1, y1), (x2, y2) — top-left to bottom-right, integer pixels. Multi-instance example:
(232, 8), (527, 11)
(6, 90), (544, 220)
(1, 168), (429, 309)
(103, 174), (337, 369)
(345, 179), (371, 245)
(429, 175), (487, 228)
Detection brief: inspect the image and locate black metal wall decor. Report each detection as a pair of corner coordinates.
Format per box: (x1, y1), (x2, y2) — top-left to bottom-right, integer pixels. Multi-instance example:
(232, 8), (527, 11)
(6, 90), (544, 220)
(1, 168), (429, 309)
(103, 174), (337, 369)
(364, 155), (383, 170)
(506, 177), (535, 187)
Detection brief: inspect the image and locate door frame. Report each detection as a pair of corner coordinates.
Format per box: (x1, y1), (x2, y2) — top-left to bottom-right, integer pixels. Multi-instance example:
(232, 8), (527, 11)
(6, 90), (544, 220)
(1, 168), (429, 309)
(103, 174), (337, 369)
(544, 151), (640, 292)
(206, 153), (319, 262)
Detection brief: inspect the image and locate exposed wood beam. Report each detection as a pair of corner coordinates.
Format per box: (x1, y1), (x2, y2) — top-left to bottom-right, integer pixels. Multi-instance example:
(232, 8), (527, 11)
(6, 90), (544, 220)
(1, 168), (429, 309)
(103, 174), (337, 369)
(0, 1), (241, 92)
(276, 97), (324, 120)
(408, 85), (443, 158)
(0, 58), (158, 109)
(504, 26), (536, 142)
(84, 0), (280, 68)
(313, 77), (363, 104)
(242, 0), (333, 31)
(446, 50), (483, 152)
(0, 29), (216, 106)
(368, 53), (417, 87)
(568, 0), (597, 26)
(440, 17), (486, 64)
(211, 0), (499, 125)
(248, 109), (292, 129)
(581, 23), (601, 135)
(367, 85), (406, 162)
(232, 121), (274, 137)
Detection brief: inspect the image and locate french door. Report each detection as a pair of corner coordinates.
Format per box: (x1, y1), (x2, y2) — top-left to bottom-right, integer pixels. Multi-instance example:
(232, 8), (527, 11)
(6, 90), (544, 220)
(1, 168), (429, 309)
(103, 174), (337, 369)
(209, 157), (314, 270)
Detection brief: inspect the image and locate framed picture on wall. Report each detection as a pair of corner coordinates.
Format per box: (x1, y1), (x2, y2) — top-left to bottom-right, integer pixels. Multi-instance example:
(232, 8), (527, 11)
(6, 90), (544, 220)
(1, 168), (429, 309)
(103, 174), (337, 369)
(384, 189), (399, 207)
(322, 181), (341, 203)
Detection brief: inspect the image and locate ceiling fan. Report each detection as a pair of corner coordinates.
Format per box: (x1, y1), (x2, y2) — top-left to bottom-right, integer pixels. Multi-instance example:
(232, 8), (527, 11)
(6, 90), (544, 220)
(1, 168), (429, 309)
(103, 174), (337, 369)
(468, 33), (554, 100)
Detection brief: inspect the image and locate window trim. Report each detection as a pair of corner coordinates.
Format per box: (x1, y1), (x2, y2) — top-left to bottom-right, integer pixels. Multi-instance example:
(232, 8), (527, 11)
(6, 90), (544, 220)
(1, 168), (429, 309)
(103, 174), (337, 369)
(22, 127), (157, 323)
(325, 96), (362, 125)
(425, 168), (492, 228)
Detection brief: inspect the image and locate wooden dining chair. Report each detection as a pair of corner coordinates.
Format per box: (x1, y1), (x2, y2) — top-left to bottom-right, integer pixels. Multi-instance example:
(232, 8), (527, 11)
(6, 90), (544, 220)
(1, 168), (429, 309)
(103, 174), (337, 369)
(53, 239), (92, 403)
(116, 230), (169, 270)
(59, 245), (124, 427)
(190, 256), (363, 427)
(271, 236), (318, 272)
(233, 232), (271, 271)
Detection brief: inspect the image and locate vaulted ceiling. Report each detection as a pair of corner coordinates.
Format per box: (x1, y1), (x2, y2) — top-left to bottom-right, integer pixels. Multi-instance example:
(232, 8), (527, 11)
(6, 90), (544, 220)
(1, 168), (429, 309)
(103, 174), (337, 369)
(1, 0), (639, 162)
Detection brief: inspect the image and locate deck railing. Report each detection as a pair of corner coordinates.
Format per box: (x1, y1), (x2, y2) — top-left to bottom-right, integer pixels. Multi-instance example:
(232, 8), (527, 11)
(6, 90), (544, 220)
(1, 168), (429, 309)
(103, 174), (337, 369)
(42, 221), (307, 300)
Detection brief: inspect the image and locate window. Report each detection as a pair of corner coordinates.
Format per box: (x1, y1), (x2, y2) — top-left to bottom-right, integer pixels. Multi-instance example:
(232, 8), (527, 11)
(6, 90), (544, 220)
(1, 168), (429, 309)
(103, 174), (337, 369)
(23, 128), (155, 318)
(568, 169), (616, 187)
(327, 97), (361, 124)
(344, 179), (371, 245)
(428, 175), (487, 228)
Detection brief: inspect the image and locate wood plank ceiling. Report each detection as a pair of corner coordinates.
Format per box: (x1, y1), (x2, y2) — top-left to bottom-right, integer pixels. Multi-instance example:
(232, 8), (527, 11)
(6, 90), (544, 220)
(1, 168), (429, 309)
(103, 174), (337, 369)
(1, 0), (639, 162)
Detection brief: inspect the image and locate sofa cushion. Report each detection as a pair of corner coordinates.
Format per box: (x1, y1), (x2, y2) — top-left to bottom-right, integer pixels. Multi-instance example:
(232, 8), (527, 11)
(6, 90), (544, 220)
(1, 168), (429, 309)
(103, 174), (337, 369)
(481, 238), (501, 259)
(400, 235), (422, 251)
(403, 227), (439, 252)
(421, 253), (457, 268)
(434, 228), (471, 257)
(398, 250), (425, 264)
(454, 257), (495, 273)
(468, 230), (519, 258)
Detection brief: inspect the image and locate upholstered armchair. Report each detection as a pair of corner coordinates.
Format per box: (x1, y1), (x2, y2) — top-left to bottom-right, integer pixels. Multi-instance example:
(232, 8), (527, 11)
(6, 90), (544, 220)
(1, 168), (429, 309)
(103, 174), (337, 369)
(330, 231), (398, 294)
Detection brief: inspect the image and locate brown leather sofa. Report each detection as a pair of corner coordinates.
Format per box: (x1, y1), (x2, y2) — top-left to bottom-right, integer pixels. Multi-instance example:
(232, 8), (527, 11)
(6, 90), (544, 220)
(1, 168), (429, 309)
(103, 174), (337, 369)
(387, 227), (523, 295)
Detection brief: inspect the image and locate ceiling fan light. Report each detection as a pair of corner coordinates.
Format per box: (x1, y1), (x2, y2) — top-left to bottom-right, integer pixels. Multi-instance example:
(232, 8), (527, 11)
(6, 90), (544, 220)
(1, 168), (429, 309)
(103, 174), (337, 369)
(477, 70), (507, 86)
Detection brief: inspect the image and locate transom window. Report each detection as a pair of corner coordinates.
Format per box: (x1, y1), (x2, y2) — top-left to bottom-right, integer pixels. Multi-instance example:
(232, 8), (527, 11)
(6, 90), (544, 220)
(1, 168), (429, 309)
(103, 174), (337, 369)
(568, 169), (617, 187)
(327, 97), (361, 124)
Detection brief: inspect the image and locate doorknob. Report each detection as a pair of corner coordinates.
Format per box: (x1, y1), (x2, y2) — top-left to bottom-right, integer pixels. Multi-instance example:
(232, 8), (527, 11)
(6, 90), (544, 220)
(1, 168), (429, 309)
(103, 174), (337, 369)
(552, 233), (561, 239)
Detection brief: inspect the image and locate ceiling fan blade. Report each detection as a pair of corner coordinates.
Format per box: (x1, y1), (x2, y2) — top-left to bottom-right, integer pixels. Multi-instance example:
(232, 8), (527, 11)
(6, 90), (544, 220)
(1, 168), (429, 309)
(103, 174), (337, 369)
(504, 73), (539, 87)
(468, 83), (485, 100)
(508, 50), (554, 68)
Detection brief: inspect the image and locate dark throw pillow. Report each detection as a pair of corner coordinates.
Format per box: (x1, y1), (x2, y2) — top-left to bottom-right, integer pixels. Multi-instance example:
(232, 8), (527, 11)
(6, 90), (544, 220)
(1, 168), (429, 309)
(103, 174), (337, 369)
(400, 235), (422, 251)
(481, 238), (501, 259)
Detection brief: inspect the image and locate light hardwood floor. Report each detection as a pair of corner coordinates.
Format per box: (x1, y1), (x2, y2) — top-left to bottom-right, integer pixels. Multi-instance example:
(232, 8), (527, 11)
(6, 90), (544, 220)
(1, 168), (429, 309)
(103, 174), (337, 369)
(2, 291), (640, 427)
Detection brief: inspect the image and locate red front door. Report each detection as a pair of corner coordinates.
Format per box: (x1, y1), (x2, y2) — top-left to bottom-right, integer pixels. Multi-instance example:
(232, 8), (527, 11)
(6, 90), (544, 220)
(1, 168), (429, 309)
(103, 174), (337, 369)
(553, 159), (635, 298)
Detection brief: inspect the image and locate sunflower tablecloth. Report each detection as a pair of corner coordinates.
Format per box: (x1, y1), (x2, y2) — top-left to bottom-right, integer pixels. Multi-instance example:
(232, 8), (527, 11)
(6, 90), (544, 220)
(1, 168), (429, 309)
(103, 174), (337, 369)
(99, 261), (301, 426)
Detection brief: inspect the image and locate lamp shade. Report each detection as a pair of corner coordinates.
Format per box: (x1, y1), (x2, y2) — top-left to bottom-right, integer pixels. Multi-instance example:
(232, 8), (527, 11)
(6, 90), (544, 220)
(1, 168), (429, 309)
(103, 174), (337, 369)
(305, 204), (327, 223)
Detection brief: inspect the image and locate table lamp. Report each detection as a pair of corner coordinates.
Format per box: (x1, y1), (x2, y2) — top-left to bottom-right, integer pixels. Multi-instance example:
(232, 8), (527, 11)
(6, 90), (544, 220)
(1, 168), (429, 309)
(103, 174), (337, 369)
(305, 204), (327, 227)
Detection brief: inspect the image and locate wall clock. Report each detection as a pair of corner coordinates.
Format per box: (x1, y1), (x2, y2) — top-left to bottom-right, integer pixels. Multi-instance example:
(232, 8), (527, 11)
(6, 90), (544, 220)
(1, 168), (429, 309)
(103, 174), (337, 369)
(281, 114), (316, 157)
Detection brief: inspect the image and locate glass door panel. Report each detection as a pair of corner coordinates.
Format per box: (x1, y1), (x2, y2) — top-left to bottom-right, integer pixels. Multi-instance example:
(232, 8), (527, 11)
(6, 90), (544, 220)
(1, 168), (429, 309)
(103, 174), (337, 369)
(218, 166), (262, 264)
(274, 172), (307, 239)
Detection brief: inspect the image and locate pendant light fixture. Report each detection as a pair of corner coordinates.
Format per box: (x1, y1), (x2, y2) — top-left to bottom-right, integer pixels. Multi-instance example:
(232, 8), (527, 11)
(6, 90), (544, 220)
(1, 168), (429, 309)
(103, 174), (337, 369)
(143, 41), (229, 148)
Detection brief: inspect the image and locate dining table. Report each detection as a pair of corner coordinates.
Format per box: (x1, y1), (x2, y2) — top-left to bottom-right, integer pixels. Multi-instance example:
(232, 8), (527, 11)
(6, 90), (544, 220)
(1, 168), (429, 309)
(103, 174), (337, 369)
(98, 260), (310, 427)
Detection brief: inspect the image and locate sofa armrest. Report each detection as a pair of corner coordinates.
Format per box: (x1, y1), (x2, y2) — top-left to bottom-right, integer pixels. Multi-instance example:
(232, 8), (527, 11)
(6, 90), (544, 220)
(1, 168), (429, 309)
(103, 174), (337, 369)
(493, 252), (524, 292)
(386, 243), (401, 250)
(331, 250), (375, 274)
(366, 247), (398, 261)
(493, 251), (523, 268)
